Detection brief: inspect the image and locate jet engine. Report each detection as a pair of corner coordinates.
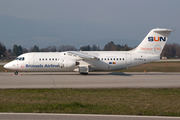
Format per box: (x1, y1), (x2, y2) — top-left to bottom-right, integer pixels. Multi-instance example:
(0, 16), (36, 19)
(58, 59), (79, 68)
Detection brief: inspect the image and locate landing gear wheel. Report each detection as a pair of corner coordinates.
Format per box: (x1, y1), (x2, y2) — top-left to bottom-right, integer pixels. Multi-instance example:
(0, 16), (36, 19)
(14, 71), (18, 75)
(80, 73), (88, 75)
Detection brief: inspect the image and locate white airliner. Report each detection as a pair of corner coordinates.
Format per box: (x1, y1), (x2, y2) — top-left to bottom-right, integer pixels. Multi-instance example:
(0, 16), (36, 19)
(4, 28), (173, 75)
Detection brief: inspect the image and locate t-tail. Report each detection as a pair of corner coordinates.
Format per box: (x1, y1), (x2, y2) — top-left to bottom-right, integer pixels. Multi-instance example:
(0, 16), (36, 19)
(133, 28), (173, 55)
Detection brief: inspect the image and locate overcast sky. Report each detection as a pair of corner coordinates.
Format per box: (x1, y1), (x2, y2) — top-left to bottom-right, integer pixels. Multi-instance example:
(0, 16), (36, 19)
(0, 0), (179, 49)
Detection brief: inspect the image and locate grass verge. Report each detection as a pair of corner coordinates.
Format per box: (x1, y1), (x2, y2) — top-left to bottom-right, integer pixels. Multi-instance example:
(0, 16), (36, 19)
(0, 88), (180, 116)
(118, 61), (180, 72)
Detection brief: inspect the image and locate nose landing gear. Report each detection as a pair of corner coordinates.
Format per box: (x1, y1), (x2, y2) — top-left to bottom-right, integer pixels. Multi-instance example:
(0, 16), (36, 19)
(14, 71), (18, 75)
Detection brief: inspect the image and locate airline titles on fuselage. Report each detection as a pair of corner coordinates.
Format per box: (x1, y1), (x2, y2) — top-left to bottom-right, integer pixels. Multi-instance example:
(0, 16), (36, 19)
(26, 64), (59, 68)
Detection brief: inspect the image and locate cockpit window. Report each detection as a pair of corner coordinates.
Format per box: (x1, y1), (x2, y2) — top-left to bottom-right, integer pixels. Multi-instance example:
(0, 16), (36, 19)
(16, 57), (25, 61)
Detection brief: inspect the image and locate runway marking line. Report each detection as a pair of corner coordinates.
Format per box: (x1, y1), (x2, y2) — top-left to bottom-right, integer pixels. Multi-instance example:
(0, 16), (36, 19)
(0, 113), (179, 119)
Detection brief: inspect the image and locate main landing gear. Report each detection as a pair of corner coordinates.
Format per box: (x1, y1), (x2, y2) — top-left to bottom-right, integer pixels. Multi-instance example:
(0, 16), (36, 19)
(14, 71), (18, 75)
(80, 72), (88, 75)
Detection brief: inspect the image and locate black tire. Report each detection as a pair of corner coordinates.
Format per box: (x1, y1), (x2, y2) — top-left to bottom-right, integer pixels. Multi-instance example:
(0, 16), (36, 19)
(80, 73), (88, 75)
(14, 71), (18, 75)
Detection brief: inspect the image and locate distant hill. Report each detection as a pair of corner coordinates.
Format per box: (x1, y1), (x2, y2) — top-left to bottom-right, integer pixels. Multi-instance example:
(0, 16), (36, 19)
(0, 15), (64, 49)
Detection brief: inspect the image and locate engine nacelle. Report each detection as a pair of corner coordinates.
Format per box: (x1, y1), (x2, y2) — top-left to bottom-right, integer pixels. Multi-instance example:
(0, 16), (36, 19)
(58, 59), (79, 68)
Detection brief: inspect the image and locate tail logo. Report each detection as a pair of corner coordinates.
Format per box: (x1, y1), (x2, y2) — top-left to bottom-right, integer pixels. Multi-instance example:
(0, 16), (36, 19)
(154, 45), (161, 53)
(148, 37), (166, 42)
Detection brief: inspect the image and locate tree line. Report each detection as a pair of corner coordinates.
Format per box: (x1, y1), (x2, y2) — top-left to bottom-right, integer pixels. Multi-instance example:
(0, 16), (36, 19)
(0, 41), (180, 59)
(160, 43), (180, 58)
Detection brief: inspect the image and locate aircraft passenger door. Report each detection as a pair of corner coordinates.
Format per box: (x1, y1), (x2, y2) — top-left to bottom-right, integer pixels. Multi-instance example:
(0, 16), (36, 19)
(29, 55), (34, 65)
(16, 59), (19, 69)
(126, 54), (131, 65)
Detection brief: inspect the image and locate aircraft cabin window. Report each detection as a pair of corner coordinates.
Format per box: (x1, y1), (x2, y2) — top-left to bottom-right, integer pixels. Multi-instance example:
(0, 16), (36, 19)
(117, 58), (118, 60)
(52, 58), (54, 61)
(108, 58), (109, 60)
(123, 58), (124, 60)
(114, 58), (115, 60)
(55, 58), (57, 61)
(39, 58), (41, 61)
(104, 58), (106, 60)
(46, 58), (47, 61)
(101, 58), (103, 60)
(42, 59), (44, 61)
(64, 53), (66, 55)
(111, 58), (112, 60)
(49, 58), (51, 61)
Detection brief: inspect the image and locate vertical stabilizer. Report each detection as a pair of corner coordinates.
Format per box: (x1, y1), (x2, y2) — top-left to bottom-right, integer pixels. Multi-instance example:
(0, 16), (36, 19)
(133, 28), (173, 54)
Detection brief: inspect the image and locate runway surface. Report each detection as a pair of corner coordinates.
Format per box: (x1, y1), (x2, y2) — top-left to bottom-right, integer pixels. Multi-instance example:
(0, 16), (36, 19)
(0, 113), (180, 120)
(0, 72), (180, 89)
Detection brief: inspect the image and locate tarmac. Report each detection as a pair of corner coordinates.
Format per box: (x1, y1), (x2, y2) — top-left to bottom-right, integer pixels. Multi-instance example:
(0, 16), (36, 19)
(0, 113), (180, 120)
(0, 72), (180, 89)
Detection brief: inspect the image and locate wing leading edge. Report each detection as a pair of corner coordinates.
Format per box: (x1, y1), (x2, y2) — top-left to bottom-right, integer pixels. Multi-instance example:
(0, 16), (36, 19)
(67, 51), (98, 61)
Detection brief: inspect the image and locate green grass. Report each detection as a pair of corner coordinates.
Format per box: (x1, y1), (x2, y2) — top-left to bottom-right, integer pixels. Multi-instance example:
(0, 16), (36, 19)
(0, 65), (13, 72)
(0, 88), (180, 116)
(0, 65), (5, 72)
(118, 62), (180, 72)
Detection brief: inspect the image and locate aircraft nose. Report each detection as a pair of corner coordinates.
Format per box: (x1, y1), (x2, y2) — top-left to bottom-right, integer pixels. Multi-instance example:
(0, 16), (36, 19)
(3, 62), (14, 70)
(3, 61), (17, 70)
(3, 63), (10, 69)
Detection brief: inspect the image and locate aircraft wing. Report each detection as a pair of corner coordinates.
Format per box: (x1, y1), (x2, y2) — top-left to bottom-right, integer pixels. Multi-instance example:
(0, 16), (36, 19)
(67, 51), (98, 61)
